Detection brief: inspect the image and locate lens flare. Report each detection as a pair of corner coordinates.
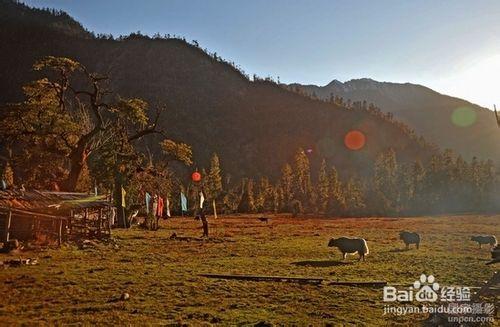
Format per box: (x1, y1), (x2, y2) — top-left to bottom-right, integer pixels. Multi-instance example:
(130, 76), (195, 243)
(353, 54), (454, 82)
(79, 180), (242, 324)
(451, 107), (476, 127)
(191, 171), (201, 182)
(344, 130), (366, 150)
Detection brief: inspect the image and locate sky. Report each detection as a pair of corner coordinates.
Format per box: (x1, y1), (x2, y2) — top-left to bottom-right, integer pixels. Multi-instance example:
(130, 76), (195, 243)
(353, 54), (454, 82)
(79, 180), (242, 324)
(24, 0), (500, 108)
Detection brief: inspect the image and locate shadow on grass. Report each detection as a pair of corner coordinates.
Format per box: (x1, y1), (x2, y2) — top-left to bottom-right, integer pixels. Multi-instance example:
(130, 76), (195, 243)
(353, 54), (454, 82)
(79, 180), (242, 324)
(291, 260), (353, 267)
(387, 248), (408, 253)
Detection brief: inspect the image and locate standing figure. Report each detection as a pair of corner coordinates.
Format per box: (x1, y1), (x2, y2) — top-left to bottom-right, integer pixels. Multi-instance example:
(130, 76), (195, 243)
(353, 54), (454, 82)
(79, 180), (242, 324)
(200, 211), (209, 238)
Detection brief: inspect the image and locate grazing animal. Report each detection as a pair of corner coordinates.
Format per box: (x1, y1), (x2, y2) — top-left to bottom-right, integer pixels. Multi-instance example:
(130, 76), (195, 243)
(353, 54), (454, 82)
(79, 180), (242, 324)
(328, 237), (369, 261)
(471, 235), (497, 249)
(399, 231), (421, 250)
(487, 245), (500, 265)
(258, 217), (269, 223)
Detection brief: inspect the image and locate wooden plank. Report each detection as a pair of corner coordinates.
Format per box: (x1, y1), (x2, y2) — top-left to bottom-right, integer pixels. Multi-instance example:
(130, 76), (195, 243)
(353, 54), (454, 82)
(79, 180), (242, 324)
(106, 207), (112, 235)
(327, 281), (387, 287)
(0, 207), (68, 220)
(200, 273), (388, 287)
(199, 273), (324, 284)
(98, 208), (102, 237)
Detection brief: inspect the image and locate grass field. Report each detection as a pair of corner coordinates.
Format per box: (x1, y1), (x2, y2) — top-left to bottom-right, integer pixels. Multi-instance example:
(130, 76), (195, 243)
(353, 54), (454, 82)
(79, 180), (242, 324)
(0, 215), (498, 325)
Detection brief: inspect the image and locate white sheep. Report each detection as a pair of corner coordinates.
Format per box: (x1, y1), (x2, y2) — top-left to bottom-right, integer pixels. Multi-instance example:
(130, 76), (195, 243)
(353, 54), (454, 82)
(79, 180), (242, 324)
(328, 237), (369, 261)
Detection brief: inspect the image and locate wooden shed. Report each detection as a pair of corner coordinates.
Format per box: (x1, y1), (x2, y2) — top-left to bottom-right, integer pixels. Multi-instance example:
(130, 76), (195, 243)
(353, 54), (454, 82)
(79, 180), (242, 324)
(0, 190), (115, 246)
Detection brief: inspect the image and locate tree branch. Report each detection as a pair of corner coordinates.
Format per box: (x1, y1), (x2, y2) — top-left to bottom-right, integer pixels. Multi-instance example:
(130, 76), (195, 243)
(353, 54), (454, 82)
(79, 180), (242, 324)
(128, 106), (165, 142)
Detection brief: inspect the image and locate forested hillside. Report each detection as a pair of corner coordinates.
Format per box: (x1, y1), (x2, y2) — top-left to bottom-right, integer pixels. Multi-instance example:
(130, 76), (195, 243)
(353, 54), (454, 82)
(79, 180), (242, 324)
(0, 0), (432, 183)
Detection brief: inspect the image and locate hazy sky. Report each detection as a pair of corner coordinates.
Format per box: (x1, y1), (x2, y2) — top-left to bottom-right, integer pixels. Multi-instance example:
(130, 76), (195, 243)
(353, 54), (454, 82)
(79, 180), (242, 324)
(24, 0), (500, 108)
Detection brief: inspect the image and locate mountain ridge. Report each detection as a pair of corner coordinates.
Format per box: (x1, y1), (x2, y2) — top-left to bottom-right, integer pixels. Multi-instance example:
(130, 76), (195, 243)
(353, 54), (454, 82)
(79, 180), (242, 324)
(289, 78), (499, 162)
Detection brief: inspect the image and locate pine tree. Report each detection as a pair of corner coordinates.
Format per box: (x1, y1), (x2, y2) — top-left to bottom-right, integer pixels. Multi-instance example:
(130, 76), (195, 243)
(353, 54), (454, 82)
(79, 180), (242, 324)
(451, 155), (468, 212)
(255, 177), (273, 212)
(344, 177), (365, 216)
(280, 163), (293, 209)
(272, 186), (281, 213)
(317, 159), (329, 214)
(423, 154), (443, 211)
(292, 148), (312, 212)
(397, 163), (413, 213)
(238, 178), (256, 213)
(221, 184), (241, 214)
(264, 178), (275, 212)
(206, 153), (223, 202)
(409, 160), (426, 214)
(373, 149), (399, 214)
(326, 166), (345, 215)
(478, 159), (496, 209)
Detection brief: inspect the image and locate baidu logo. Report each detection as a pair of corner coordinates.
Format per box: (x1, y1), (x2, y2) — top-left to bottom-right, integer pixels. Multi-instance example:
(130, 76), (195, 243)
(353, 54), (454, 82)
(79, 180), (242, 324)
(414, 274), (440, 302)
(384, 274), (440, 302)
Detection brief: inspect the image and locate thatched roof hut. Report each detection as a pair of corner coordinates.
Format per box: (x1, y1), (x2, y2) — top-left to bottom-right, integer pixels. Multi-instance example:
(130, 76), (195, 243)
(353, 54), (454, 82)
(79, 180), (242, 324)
(0, 190), (115, 246)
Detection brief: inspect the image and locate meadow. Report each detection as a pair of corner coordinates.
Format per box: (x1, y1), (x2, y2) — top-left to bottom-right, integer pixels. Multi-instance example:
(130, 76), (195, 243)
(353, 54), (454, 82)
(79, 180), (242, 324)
(0, 215), (498, 325)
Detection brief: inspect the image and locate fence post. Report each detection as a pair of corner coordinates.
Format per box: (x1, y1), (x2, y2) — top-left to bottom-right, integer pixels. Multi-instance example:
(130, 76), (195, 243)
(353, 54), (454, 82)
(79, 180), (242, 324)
(4, 209), (12, 243)
(58, 218), (63, 247)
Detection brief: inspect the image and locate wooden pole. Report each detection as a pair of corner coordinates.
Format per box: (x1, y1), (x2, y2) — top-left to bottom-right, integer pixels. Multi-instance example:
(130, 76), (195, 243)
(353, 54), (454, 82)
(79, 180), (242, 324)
(199, 274), (387, 287)
(69, 210), (73, 236)
(57, 218), (62, 247)
(98, 208), (102, 238)
(84, 208), (88, 236)
(327, 281), (387, 287)
(122, 206), (127, 228)
(4, 209), (12, 242)
(199, 273), (324, 285)
(107, 208), (112, 235)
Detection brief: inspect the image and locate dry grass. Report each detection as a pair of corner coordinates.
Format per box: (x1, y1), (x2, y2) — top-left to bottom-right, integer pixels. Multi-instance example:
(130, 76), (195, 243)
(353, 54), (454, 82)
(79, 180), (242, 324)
(0, 214), (498, 325)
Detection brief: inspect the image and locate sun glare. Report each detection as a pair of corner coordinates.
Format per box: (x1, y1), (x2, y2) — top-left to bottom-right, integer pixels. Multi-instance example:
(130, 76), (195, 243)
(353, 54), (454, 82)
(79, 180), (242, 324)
(439, 53), (500, 108)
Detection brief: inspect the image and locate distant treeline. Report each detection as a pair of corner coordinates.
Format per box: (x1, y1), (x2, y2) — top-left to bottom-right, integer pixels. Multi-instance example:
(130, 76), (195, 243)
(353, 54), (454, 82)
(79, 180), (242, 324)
(164, 148), (498, 217)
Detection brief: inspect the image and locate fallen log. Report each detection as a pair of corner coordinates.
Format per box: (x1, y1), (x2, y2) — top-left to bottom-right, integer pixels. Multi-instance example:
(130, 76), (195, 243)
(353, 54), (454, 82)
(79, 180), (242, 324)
(199, 273), (387, 287)
(199, 273), (324, 284)
(169, 233), (235, 243)
(327, 281), (387, 287)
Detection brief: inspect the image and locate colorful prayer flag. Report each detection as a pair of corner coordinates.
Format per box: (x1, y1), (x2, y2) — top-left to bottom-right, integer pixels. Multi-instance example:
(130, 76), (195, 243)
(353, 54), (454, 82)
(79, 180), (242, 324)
(166, 197), (171, 217)
(145, 192), (151, 214)
(121, 186), (126, 208)
(199, 191), (205, 209)
(156, 196), (163, 217)
(180, 192), (187, 212)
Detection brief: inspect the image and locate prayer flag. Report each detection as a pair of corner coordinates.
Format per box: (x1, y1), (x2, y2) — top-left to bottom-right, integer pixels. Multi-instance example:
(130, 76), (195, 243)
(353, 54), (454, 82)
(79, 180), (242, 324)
(145, 192), (151, 214)
(121, 186), (126, 208)
(156, 196), (164, 217)
(180, 192), (187, 212)
(199, 191), (205, 209)
(166, 197), (171, 217)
